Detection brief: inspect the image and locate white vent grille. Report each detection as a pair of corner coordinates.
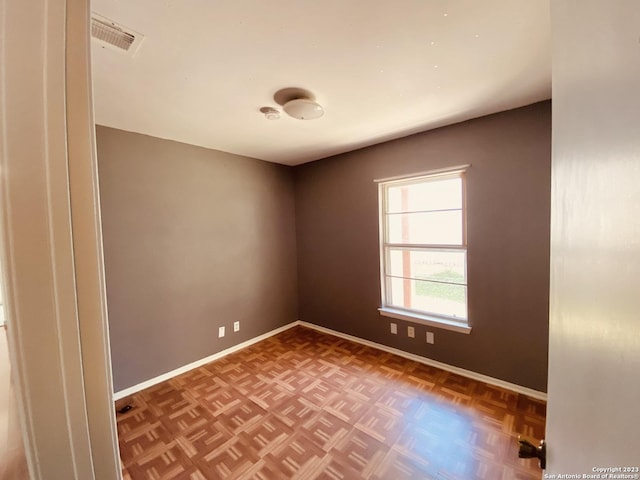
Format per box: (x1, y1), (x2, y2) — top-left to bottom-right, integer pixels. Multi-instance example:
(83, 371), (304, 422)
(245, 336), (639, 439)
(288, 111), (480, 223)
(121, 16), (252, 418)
(91, 14), (144, 56)
(92, 18), (135, 50)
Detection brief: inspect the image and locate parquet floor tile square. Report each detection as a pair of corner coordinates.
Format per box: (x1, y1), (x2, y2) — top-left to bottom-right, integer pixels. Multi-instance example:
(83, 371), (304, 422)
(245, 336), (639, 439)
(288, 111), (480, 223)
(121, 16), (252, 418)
(367, 364), (406, 383)
(116, 325), (546, 479)
(344, 376), (386, 404)
(247, 382), (295, 411)
(175, 420), (233, 458)
(272, 395), (321, 428)
(160, 403), (215, 436)
(205, 360), (258, 387)
(323, 392), (370, 425)
(299, 378), (341, 408)
(119, 421), (175, 466)
(308, 455), (365, 480)
(297, 358), (342, 383)
(377, 353), (411, 374)
(234, 457), (292, 480)
(300, 410), (353, 452)
(273, 369), (317, 393)
(193, 436), (261, 479)
(237, 351), (271, 370)
(370, 449), (436, 480)
(253, 359), (292, 380)
(263, 430), (330, 478)
(199, 387), (243, 415)
(216, 400), (269, 435)
(228, 372), (271, 396)
(238, 413), (294, 456)
(375, 385), (424, 417)
(330, 428), (388, 476)
(317, 349), (354, 369)
(320, 366), (357, 390)
(126, 442), (198, 480)
(354, 404), (407, 448)
(117, 404), (157, 436)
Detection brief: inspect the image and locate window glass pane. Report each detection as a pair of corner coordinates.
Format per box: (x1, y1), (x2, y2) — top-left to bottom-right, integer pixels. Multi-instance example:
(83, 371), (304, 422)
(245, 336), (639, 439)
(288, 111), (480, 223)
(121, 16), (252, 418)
(387, 177), (461, 213)
(387, 211), (462, 245)
(381, 172), (468, 324)
(388, 250), (465, 284)
(387, 277), (467, 320)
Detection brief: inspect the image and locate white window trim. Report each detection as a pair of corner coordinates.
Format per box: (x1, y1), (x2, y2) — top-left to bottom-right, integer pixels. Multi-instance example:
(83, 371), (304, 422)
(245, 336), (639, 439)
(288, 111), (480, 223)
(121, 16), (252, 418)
(378, 307), (472, 334)
(373, 164), (471, 184)
(377, 166), (471, 334)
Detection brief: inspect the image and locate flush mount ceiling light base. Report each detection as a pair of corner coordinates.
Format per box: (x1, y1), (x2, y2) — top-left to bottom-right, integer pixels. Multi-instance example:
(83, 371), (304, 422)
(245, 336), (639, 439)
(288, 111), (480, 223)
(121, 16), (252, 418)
(274, 87), (324, 121)
(259, 106), (280, 120)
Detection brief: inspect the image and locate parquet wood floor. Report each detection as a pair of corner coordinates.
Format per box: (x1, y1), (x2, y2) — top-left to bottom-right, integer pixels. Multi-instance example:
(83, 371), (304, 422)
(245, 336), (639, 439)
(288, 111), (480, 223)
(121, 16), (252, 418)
(116, 326), (545, 480)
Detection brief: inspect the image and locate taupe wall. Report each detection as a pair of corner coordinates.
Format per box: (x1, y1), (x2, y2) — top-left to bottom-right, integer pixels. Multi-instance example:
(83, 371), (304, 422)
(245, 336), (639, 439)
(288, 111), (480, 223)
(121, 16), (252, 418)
(295, 101), (551, 391)
(96, 127), (298, 392)
(98, 101), (551, 393)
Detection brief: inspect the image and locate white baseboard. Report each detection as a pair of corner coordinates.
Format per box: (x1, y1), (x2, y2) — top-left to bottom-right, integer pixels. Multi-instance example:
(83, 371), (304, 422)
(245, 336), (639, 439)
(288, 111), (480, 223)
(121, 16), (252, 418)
(114, 319), (546, 402)
(298, 321), (548, 401)
(113, 322), (298, 400)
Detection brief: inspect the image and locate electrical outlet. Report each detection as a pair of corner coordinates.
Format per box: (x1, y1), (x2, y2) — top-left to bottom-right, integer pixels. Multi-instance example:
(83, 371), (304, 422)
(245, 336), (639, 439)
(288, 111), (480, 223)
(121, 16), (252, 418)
(390, 323), (397, 334)
(426, 331), (434, 344)
(233, 321), (240, 332)
(218, 326), (225, 338)
(407, 326), (415, 338)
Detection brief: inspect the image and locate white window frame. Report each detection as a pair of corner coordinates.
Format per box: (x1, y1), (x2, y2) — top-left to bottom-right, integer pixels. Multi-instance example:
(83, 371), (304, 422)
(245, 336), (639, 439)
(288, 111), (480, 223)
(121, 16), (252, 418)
(376, 166), (471, 334)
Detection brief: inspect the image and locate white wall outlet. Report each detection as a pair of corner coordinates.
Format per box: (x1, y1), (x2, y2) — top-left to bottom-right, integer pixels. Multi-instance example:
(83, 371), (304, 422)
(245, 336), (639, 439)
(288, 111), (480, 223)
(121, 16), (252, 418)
(426, 331), (434, 344)
(233, 321), (240, 332)
(407, 326), (415, 338)
(218, 326), (225, 338)
(390, 322), (397, 334)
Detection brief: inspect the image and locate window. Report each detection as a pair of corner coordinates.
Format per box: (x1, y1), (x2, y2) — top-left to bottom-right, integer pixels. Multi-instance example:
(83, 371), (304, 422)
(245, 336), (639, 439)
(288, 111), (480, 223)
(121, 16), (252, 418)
(378, 167), (469, 333)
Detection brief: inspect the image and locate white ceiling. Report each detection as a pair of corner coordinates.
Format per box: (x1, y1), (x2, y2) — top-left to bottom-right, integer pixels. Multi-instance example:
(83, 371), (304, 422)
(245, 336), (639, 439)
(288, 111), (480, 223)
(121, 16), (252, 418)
(91, 0), (551, 166)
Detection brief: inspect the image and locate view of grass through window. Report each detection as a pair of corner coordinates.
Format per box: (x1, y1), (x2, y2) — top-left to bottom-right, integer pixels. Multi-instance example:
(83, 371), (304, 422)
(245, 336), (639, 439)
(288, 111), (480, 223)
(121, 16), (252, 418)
(415, 270), (466, 303)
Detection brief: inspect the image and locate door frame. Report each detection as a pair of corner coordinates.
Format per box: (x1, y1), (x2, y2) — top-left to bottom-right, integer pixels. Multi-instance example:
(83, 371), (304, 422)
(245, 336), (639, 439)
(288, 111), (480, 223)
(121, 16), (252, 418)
(0, 0), (120, 478)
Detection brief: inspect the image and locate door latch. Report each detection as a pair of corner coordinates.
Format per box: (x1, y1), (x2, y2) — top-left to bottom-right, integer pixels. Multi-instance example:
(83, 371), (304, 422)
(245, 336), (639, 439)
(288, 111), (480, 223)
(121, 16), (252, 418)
(518, 436), (546, 469)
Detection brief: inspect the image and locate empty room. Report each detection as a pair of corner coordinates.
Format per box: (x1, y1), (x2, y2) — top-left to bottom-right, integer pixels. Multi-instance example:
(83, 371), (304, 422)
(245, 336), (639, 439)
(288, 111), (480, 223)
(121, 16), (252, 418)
(93, 1), (550, 478)
(2, 1), (639, 480)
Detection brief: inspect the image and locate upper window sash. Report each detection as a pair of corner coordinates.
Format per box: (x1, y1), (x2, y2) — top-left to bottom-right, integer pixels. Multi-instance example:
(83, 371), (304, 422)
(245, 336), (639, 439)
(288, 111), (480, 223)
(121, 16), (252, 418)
(380, 171), (467, 248)
(383, 173), (464, 213)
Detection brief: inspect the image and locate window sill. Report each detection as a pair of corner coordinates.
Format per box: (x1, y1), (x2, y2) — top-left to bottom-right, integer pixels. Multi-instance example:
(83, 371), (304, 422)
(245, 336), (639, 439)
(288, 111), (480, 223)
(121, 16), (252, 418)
(378, 307), (472, 334)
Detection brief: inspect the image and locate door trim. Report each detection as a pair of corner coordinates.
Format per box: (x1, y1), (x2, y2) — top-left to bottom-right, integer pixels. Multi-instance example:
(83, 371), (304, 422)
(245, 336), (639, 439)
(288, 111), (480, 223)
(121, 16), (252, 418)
(0, 0), (120, 478)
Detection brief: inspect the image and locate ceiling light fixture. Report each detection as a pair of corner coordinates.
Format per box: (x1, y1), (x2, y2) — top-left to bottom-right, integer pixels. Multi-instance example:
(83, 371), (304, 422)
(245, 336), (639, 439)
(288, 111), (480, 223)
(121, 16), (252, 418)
(283, 97), (324, 120)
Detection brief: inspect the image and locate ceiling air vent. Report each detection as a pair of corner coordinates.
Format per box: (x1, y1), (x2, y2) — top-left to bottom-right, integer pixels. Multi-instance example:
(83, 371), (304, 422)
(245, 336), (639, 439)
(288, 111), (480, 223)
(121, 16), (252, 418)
(91, 14), (144, 56)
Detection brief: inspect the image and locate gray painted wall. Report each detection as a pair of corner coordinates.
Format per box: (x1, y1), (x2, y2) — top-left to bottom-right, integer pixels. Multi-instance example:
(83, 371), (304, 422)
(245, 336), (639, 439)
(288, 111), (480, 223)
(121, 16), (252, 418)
(295, 101), (551, 392)
(98, 101), (551, 393)
(96, 127), (298, 392)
